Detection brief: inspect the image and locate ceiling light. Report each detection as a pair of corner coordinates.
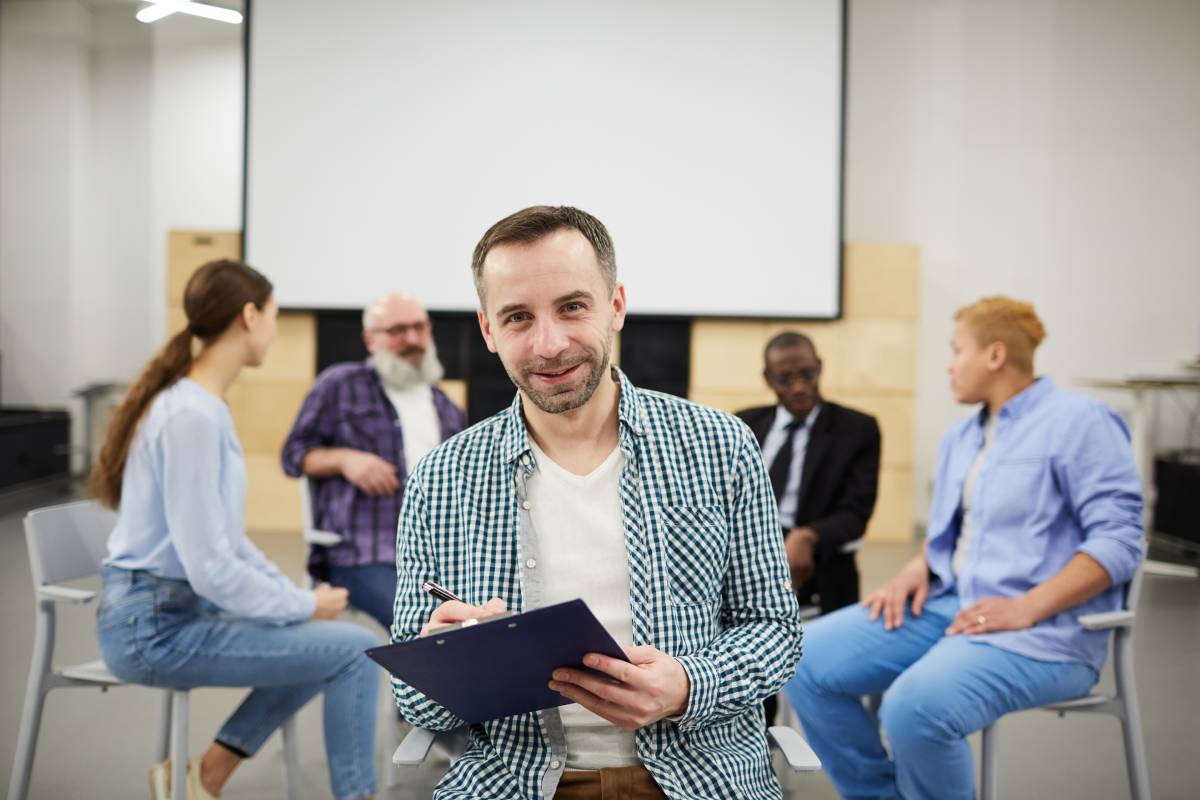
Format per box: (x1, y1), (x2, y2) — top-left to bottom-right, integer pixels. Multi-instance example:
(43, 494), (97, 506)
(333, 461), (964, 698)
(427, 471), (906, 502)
(137, 1), (243, 25)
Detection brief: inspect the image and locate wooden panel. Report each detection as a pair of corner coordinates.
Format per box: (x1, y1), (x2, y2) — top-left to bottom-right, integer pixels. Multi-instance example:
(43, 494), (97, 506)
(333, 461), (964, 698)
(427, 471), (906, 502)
(830, 319), (918, 394)
(827, 391), (914, 468)
(843, 243), (921, 320)
(688, 388), (775, 416)
(689, 319), (768, 392)
(226, 378), (311, 455)
(248, 312), (315, 382)
(864, 466), (914, 542)
(167, 231), (242, 304)
(244, 453), (303, 535)
(439, 379), (467, 411)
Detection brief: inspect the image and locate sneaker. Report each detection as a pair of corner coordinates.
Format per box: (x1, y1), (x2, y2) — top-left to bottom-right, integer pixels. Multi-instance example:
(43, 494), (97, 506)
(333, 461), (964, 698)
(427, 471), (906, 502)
(148, 758), (218, 800)
(148, 759), (171, 800)
(187, 758), (218, 799)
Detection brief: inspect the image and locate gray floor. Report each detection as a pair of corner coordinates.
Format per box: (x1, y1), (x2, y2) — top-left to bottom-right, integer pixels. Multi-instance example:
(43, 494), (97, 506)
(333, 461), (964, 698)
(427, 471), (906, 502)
(1, 486), (1198, 799)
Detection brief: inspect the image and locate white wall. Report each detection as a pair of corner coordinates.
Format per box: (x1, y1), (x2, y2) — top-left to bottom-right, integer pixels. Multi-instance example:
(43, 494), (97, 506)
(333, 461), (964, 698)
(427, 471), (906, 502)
(0, 0), (242, 469)
(844, 0), (1200, 523)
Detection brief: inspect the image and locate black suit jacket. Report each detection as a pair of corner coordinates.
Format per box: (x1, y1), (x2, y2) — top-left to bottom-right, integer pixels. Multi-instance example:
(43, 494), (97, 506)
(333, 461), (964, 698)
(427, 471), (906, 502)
(736, 401), (882, 613)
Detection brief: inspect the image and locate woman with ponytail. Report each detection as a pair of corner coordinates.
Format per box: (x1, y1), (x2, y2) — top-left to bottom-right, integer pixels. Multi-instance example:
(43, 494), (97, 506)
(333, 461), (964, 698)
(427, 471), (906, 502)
(93, 260), (378, 800)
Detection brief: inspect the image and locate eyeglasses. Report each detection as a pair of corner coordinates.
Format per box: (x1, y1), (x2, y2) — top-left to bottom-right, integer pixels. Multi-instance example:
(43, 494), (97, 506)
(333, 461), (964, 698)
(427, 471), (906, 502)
(766, 368), (820, 387)
(369, 320), (429, 337)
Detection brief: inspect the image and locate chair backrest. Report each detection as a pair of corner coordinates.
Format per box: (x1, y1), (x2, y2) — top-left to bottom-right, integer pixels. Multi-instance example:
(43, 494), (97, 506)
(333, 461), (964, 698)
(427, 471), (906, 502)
(24, 499), (117, 588)
(1124, 556), (1146, 614)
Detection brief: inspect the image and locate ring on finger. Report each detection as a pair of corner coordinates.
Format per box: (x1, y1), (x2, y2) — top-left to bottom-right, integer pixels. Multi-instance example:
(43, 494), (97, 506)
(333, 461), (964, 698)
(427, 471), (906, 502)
(976, 614), (987, 626)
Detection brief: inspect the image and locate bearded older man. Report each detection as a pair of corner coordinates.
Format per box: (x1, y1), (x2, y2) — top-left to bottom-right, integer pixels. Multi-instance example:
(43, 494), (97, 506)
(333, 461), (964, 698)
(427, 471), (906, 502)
(282, 293), (465, 628)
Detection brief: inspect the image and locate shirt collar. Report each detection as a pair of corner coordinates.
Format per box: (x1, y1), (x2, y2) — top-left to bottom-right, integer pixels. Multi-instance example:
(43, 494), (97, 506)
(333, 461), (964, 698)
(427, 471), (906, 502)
(976, 375), (1054, 426)
(500, 365), (643, 465)
(773, 402), (822, 432)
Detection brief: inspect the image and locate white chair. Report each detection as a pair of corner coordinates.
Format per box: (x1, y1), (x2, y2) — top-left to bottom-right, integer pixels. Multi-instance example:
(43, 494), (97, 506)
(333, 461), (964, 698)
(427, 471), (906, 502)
(7, 499), (300, 800)
(298, 475), (402, 788)
(861, 564), (1152, 800)
(979, 564), (1150, 800)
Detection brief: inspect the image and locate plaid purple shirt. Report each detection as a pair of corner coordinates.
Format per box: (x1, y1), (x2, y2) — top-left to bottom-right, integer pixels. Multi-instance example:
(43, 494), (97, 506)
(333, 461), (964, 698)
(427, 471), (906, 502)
(281, 360), (465, 570)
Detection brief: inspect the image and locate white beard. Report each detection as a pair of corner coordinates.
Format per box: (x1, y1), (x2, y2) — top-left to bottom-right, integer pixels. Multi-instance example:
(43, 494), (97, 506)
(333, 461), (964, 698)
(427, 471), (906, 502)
(370, 340), (445, 391)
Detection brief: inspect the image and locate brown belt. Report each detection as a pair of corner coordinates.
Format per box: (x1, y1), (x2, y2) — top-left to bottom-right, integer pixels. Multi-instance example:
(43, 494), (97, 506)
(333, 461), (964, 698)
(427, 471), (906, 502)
(554, 765), (668, 799)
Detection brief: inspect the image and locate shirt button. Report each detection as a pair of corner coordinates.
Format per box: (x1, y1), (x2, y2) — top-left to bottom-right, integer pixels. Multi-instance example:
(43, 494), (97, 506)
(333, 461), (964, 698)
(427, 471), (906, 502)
(522, 500), (531, 510)
(526, 559), (537, 569)
(549, 759), (561, 770)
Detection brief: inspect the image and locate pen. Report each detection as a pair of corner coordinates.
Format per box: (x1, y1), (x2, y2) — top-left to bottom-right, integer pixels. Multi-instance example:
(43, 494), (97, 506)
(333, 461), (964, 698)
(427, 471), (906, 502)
(422, 579), (465, 604)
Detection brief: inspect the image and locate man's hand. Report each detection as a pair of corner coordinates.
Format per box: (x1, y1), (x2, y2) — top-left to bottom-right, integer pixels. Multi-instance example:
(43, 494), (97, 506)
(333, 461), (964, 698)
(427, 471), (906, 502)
(341, 450), (400, 496)
(419, 597), (506, 637)
(549, 645), (690, 732)
(946, 595), (1038, 636)
(861, 554), (930, 631)
(784, 527), (819, 588)
(310, 582), (349, 620)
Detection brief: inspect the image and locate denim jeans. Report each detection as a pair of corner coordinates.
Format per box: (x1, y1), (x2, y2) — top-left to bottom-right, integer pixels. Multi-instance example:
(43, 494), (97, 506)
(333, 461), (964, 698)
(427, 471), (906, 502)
(328, 563), (398, 632)
(96, 566), (379, 800)
(783, 592), (1098, 800)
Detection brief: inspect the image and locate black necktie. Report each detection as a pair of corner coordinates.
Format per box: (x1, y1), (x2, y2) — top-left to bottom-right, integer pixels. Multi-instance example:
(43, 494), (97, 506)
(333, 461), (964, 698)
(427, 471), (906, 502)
(768, 419), (803, 511)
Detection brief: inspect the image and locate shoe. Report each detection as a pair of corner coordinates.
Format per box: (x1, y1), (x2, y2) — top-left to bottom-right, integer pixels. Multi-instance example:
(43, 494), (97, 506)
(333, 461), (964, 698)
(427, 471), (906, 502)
(148, 759), (171, 800)
(187, 757), (219, 799)
(148, 758), (218, 799)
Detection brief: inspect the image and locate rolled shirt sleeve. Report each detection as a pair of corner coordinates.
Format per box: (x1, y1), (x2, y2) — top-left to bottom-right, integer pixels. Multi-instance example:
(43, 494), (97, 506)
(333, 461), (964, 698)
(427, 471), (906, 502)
(1059, 404), (1145, 586)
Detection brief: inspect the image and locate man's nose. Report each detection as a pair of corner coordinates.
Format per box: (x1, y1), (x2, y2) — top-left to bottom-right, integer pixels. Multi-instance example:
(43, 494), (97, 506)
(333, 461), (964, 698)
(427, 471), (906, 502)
(531, 319), (569, 359)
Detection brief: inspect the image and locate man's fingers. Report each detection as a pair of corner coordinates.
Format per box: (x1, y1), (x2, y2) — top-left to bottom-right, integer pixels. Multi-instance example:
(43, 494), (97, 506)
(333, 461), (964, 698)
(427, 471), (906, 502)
(624, 645), (659, 663)
(581, 653), (638, 685)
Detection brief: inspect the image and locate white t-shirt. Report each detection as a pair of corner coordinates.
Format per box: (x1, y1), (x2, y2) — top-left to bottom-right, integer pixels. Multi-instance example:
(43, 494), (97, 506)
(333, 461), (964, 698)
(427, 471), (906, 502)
(384, 384), (442, 470)
(953, 415), (997, 578)
(526, 438), (639, 770)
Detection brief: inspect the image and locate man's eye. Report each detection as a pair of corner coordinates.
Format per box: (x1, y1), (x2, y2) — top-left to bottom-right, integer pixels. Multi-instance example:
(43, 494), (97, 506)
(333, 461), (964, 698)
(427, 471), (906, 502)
(505, 313), (530, 325)
(562, 302), (585, 313)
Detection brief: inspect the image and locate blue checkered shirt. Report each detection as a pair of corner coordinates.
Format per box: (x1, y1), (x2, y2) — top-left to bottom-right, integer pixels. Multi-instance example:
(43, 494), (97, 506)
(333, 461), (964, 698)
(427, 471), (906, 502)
(392, 368), (803, 799)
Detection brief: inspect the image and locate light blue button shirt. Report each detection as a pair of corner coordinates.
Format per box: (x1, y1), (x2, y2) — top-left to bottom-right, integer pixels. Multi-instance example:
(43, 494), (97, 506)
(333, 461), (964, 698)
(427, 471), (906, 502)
(926, 377), (1143, 673)
(104, 378), (315, 622)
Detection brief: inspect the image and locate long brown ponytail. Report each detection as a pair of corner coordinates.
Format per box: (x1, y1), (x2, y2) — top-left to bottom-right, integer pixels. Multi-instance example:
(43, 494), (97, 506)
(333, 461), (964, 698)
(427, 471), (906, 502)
(90, 259), (273, 507)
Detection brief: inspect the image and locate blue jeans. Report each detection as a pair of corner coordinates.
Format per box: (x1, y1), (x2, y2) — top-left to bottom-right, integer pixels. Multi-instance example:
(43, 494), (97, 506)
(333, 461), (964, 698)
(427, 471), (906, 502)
(329, 563), (397, 632)
(96, 566), (379, 800)
(783, 592), (1097, 800)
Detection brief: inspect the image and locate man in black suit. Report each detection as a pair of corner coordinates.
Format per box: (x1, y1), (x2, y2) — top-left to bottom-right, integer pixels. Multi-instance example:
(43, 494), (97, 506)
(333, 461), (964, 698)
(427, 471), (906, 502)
(737, 331), (881, 614)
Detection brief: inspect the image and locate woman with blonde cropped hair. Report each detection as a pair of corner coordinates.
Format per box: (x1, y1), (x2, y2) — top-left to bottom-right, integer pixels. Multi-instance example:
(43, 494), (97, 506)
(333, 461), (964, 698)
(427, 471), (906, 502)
(783, 296), (1144, 800)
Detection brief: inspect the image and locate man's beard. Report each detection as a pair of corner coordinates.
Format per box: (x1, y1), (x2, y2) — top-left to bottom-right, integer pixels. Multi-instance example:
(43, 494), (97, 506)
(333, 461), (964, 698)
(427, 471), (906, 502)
(505, 335), (612, 414)
(370, 340), (445, 390)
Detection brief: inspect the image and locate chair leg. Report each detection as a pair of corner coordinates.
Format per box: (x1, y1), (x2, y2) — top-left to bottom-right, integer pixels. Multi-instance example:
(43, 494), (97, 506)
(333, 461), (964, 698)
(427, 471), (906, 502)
(1115, 637), (1152, 800)
(8, 603), (55, 800)
(280, 716), (300, 800)
(170, 691), (188, 800)
(980, 722), (999, 800)
(155, 691), (173, 763)
(383, 678), (400, 789)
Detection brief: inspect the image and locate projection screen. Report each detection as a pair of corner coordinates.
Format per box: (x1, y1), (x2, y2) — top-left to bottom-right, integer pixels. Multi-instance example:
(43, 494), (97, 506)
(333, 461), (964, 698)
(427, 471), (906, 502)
(245, 0), (844, 318)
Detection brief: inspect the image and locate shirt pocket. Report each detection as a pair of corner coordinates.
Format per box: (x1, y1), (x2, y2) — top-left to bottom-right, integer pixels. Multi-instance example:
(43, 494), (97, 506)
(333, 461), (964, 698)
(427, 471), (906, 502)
(336, 405), (387, 450)
(984, 457), (1050, 527)
(660, 504), (728, 607)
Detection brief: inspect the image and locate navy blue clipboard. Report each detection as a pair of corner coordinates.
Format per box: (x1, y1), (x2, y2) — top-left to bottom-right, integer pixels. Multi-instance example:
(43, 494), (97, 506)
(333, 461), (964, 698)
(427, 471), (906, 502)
(365, 599), (629, 724)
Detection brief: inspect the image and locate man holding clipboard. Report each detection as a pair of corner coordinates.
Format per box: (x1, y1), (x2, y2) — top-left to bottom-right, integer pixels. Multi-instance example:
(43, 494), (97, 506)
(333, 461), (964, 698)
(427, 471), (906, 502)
(390, 206), (803, 799)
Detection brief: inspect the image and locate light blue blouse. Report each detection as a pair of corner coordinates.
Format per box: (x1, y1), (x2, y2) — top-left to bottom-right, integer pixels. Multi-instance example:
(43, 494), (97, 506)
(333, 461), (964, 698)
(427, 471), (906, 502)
(104, 378), (315, 622)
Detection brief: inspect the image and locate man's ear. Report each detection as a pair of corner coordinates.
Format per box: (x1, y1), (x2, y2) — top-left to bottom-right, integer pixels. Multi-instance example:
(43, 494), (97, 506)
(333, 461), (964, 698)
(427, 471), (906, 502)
(477, 307), (498, 354)
(610, 282), (628, 333)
